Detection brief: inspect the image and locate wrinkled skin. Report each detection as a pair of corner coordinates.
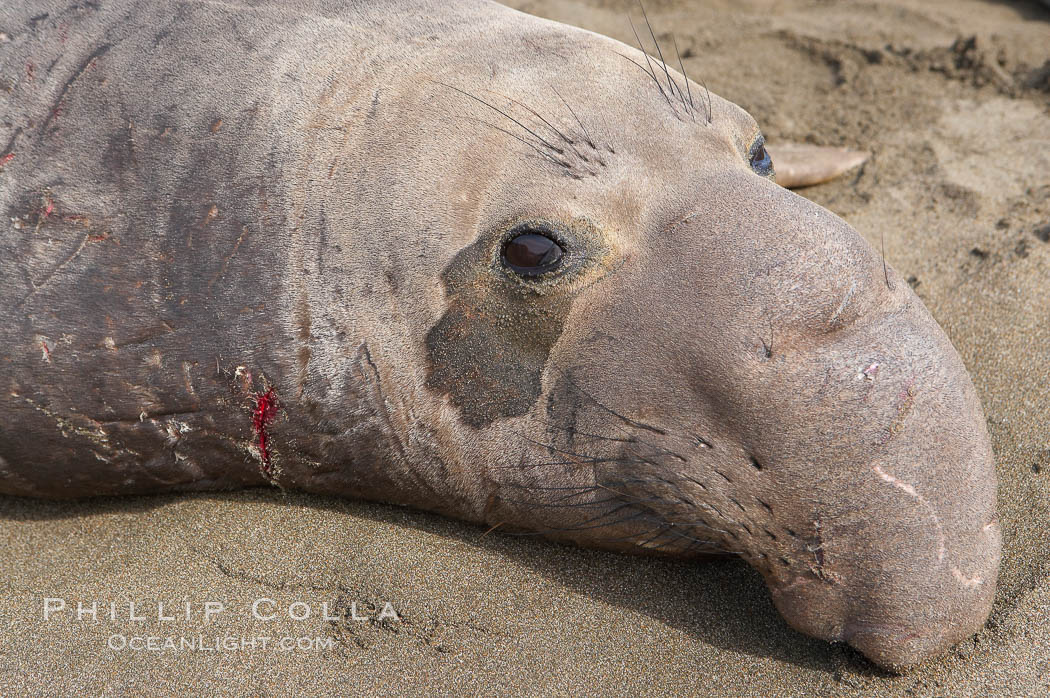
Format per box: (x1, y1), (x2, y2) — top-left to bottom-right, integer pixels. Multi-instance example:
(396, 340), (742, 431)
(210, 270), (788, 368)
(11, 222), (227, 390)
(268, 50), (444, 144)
(0, 0), (999, 671)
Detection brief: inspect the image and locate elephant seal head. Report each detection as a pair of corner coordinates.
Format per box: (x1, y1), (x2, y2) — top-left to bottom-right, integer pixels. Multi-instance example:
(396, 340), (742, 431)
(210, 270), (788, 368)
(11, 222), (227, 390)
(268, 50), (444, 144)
(289, 1), (1000, 670)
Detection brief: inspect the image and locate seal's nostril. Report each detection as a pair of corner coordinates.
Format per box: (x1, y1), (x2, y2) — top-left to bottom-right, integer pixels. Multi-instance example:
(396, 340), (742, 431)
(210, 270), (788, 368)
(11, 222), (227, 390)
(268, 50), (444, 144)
(749, 457), (763, 470)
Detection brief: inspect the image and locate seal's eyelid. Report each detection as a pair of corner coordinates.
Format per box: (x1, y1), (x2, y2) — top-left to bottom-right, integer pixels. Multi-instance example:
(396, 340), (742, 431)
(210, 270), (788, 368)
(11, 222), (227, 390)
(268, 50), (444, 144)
(502, 230), (566, 277)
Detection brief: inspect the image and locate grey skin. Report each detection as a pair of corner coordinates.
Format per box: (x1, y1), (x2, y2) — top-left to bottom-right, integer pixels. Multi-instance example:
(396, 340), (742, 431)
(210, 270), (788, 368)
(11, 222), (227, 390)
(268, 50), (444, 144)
(0, 0), (999, 671)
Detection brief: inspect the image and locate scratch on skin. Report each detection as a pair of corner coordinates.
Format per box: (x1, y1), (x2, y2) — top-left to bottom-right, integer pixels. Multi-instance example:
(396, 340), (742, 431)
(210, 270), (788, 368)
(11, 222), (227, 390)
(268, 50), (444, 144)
(951, 566), (983, 589)
(186, 204), (219, 249)
(877, 378), (917, 445)
(42, 43), (112, 132)
(861, 362), (880, 402)
(18, 232), (92, 308)
(873, 464), (946, 562)
(110, 323), (175, 349)
(1, 127), (24, 168)
(208, 225), (249, 290)
(807, 516), (843, 584)
(19, 395), (111, 448)
(354, 344), (409, 462)
(182, 361), (199, 402)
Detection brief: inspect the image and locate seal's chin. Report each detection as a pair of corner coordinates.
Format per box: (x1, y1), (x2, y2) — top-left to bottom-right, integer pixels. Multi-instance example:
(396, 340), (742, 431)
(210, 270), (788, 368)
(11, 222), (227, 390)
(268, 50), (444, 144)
(765, 538), (999, 672)
(842, 622), (948, 673)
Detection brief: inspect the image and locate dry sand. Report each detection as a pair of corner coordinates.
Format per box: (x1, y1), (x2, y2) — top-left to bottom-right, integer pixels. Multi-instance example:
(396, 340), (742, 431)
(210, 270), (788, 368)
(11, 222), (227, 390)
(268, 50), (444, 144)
(2, 0), (1048, 695)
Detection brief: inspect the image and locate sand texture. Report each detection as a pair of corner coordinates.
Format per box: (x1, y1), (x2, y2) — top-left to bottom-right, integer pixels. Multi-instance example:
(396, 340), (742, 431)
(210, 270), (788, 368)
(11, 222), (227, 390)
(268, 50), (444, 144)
(2, 0), (1048, 695)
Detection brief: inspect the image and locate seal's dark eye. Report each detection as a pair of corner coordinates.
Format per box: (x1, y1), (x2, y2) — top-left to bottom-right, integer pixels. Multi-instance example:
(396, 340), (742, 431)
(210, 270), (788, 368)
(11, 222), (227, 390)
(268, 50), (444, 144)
(749, 137), (774, 177)
(503, 232), (564, 276)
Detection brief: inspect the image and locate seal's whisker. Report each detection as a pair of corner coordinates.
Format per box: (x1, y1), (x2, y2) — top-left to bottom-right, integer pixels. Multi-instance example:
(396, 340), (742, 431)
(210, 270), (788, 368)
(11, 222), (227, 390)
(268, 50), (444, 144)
(552, 368), (668, 436)
(508, 458), (617, 471)
(557, 509), (651, 532)
(461, 116), (570, 170)
(506, 484), (628, 504)
(568, 501), (636, 526)
(542, 484), (616, 504)
(554, 485), (667, 507)
(535, 410), (676, 464)
(512, 430), (621, 462)
(664, 527), (736, 554)
(624, 16), (679, 119)
(503, 481), (662, 511)
(515, 429), (681, 471)
(550, 84), (598, 151)
(532, 417), (639, 444)
(632, 444), (689, 464)
(593, 524), (672, 545)
(608, 473), (728, 503)
(613, 51), (672, 110)
(627, 16), (667, 99)
(702, 76), (713, 124)
(881, 229), (892, 289)
(529, 416), (651, 454)
(498, 494), (624, 509)
(530, 446), (680, 472)
(647, 514), (734, 538)
(671, 33), (696, 122)
(511, 491), (669, 510)
(508, 452), (662, 473)
(502, 482), (604, 493)
(435, 80), (565, 155)
(639, 1), (685, 110)
(635, 526), (675, 547)
(486, 89), (581, 157)
(679, 473), (709, 490)
(660, 526), (724, 548)
(615, 51), (675, 115)
(648, 534), (701, 553)
(501, 507), (650, 536)
(546, 491), (623, 506)
(623, 511), (737, 552)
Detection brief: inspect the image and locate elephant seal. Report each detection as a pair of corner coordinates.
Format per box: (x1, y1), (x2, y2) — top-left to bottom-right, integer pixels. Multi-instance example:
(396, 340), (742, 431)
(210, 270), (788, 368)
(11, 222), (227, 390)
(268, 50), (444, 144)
(0, 0), (999, 671)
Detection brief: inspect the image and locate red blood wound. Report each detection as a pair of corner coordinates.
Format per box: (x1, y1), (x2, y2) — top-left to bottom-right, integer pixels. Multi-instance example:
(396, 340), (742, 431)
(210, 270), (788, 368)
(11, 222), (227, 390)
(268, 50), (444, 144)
(251, 388), (279, 471)
(0, 153), (14, 166)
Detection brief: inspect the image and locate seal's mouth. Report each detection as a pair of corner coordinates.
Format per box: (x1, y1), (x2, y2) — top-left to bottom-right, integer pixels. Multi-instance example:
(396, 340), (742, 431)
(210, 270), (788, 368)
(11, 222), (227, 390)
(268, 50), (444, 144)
(760, 499), (1000, 672)
(844, 621), (944, 654)
(841, 620), (946, 668)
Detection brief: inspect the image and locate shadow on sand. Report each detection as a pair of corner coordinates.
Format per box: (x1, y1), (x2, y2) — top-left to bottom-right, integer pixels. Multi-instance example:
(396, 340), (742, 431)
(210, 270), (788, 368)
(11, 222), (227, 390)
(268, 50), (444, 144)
(0, 487), (885, 677)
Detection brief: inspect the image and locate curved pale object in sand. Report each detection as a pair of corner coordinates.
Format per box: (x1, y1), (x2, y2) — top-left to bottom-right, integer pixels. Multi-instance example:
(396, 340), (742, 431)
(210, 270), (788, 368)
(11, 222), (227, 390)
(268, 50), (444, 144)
(767, 143), (871, 189)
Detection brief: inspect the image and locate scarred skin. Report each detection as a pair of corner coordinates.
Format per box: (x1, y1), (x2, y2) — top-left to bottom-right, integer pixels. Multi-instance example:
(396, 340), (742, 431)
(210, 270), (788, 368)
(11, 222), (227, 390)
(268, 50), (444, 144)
(0, 0), (999, 670)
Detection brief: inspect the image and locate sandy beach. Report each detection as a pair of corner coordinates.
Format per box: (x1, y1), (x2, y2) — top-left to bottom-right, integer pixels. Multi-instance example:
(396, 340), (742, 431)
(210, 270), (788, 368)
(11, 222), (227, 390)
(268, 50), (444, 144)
(1, 0), (1048, 694)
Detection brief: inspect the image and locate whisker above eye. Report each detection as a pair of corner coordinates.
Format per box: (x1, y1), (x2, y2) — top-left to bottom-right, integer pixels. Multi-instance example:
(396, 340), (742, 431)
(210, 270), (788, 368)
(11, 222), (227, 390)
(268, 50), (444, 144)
(550, 83), (598, 151)
(434, 80), (564, 153)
